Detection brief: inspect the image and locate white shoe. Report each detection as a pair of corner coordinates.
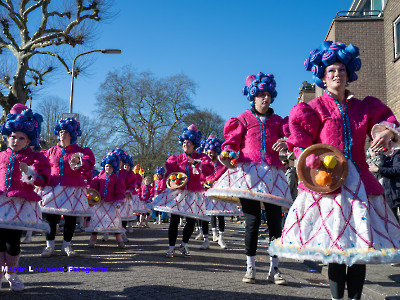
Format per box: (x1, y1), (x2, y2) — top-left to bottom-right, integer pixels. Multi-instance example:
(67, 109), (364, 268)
(166, 247), (175, 258)
(267, 269), (287, 285)
(242, 267), (255, 284)
(102, 233), (109, 241)
(178, 245), (191, 257)
(41, 246), (55, 257)
(200, 239), (210, 250)
(195, 232), (204, 240)
(61, 245), (77, 257)
(5, 273), (24, 291)
(212, 234), (219, 242)
(218, 237), (227, 249)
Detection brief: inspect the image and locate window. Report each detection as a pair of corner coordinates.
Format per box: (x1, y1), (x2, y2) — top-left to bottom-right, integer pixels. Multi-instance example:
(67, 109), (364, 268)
(394, 15), (400, 59)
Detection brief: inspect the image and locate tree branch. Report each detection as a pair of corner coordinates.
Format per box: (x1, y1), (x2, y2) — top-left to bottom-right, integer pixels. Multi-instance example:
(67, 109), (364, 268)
(31, 50), (71, 73)
(26, 66), (53, 86)
(0, 76), (11, 89)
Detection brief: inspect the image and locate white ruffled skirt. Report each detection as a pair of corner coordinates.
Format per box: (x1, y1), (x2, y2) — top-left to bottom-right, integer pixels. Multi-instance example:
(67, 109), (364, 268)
(131, 194), (150, 213)
(85, 201), (125, 233)
(152, 188), (211, 221)
(205, 162), (292, 207)
(0, 195), (49, 232)
(205, 196), (241, 216)
(120, 194), (138, 221)
(38, 185), (90, 216)
(269, 162), (400, 266)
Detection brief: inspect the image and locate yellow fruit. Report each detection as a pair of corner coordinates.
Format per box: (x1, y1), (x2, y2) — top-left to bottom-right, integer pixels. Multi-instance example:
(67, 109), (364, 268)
(94, 196), (100, 202)
(221, 151), (229, 158)
(315, 171), (332, 186)
(177, 173), (183, 179)
(323, 155), (337, 169)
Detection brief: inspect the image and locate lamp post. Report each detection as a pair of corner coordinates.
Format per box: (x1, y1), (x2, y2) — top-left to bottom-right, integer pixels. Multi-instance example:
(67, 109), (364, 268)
(69, 49), (121, 113)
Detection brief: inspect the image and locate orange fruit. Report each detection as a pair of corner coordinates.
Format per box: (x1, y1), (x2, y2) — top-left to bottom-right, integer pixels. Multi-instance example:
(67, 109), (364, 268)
(315, 171), (332, 186)
(170, 174), (177, 180)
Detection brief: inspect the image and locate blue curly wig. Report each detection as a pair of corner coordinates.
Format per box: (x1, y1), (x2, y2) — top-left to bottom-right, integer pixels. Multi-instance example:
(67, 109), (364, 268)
(111, 147), (128, 163)
(178, 124), (202, 148)
(204, 135), (223, 155)
(196, 140), (206, 153)
(304, 41), (361, 89)
(154, 166), (165, 177)
(54, 118), (82, 144)
(100, 152), (120, 174)
(2, 104), (43, 147)
(242, 72), (277, 104)
(124, 155), (134, 169)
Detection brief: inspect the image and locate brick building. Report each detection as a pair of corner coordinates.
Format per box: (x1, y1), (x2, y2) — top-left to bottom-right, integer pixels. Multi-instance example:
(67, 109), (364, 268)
(298, 0), (400, 119)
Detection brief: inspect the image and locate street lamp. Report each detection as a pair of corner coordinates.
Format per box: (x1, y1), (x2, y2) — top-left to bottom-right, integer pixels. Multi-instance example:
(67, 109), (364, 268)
(69, 49), (122, 113)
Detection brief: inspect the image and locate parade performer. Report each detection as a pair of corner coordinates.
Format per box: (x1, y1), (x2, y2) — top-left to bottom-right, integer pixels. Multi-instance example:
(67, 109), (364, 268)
(152, 166), (166, 224)
(130, 164), (146, 217)
(39, 118), (95, 257)
(87, 153), (125, 248)
(121, 155), (138, 232)
(269, 41), (400, 300)
(0, 104), (51, 290)
(200, 135), (241, 250)
(112, 148), (135, 243)
(138, 176), (153, 228)
(206, 72), (292, 284)
(153, 124), (213, 258)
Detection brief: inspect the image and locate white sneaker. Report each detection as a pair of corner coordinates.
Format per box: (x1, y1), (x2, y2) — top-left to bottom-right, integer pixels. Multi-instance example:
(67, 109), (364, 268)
(166, 247), (175, 258)
(242, 267), (255, 284)
(267, 269), (287, 285)
(61, 245), (77, 257)
(41, 246), (55, 257)
(195, 232), (204, 240)
(212, 234), (219, 242)
(178, 245), (191, 257)
(218, 237), (227, 249)
(5, 273), (24, 291)
(102, 233), (109, 241)
(200, 239), (210, 250)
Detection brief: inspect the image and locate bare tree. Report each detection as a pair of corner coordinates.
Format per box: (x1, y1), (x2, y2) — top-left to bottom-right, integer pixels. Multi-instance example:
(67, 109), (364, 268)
(0, 0), (113, 116)
(34, 96), (104, 159)
(184, 109), (225, 142)
(34, 96), (68, 147)
(95, 66), (197, 175)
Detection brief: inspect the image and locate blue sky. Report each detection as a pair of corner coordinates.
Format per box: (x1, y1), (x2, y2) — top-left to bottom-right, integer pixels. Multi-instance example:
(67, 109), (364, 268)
(39, 0), (354, 122)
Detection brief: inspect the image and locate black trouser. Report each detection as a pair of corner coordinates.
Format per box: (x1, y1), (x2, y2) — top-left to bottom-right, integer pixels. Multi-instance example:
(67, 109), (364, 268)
(0, 229), (22, 256)
(328, 263), (366, 299)
(201, 220), (209, 235)
(239, 198), (282, 256)
(168, 214), (196, 246)
(44, 213), (76, 242)
(210, 216), (225, 232)
(122, 221), (127, 228)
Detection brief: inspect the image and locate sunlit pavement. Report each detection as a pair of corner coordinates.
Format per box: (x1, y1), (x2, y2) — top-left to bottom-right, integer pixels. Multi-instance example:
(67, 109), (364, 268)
(1, 220), (398, 299)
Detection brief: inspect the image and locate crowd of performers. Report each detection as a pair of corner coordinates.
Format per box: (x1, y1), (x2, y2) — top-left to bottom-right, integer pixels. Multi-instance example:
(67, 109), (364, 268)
(0, 40), (400, 300)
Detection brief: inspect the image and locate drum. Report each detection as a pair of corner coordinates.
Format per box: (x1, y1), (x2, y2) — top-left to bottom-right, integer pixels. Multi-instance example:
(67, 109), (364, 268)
(297, 143), (348, 193)
(166, 172), (188, 190)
